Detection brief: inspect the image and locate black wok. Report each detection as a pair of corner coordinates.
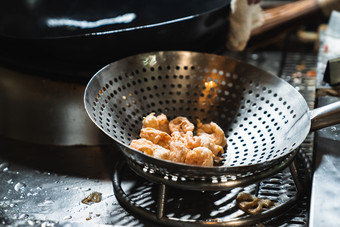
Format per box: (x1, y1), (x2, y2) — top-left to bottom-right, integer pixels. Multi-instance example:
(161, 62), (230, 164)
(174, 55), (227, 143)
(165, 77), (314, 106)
(0, 0), (230, 78)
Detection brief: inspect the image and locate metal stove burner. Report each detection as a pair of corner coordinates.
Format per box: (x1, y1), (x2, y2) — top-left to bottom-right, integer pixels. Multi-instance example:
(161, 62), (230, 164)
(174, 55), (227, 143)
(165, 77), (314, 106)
(113, 149), (311, 226)
(125, 149), (298, 191)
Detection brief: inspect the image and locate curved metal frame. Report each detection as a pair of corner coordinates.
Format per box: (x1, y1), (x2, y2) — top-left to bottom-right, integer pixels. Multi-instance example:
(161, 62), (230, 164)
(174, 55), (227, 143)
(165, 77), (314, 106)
(125, 149), (298, 191)
(113, 150), (309, 226)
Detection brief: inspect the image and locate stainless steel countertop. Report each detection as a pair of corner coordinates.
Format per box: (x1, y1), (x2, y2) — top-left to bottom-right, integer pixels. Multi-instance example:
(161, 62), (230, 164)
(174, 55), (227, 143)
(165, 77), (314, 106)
(309, 96), (340, 227)
(0, 139), (158, 226)
(0, 66), (109, 146)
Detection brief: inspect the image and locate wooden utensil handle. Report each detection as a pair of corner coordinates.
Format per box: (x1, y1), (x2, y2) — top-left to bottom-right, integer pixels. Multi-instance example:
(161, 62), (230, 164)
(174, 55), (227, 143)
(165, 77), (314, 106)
(251, 0), (320, 36)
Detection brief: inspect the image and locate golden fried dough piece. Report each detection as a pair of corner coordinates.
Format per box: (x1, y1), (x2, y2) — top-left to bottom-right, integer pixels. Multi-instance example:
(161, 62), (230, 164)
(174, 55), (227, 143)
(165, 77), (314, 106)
(156, 113), (171, 134)
(169, 131), (189, 163)
(142, 113), (158, 129)
(142, 113), (170, 134)
(169, 116), (195, 134)
(130, 138), (155, 156)
(183, 131), (202, 149)
(140, 127), (171, 149)
(196, 119), (227, 147)
(130, 138), (170, 160)
(197, 134), (225, 156)
(185, 147), (214, 167)
(184, 131), (224, 157)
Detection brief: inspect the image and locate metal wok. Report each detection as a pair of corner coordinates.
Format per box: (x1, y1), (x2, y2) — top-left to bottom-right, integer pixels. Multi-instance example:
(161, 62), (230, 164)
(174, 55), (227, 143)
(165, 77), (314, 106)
(0, 0), (230, 78)
(84, 51), (340, 179)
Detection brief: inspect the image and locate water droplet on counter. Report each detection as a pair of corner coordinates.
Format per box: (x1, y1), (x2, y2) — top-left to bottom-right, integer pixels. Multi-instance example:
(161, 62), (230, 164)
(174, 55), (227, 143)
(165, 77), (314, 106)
(7, 179), (14, 184)
(331, 126), (337, 132)
(44, 200), (54, 205)
(38, 200), (54, 207)
(63, 215), (72, 220)
(18, 214), (29, 219)
(27, 220), (35, 226)
(0, 162), (9, 172)
(9, 203), (18, 208)
(14, 183), (26, 192)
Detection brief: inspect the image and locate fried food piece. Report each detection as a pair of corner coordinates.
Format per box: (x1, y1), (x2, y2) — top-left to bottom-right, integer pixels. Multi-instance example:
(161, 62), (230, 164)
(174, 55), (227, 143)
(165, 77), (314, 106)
(140, 127), (171, 149)
(196, 119), (227, 147)
(169, 116), (195, 134)
(184, 131), (224, 156)
(169, 131), (189, 163)
(130, 138), (170, 160)
(142, 113), (170, 134)
(130, 138), (154, 155)
(185, 147), (214, 167)
(156, 113), (171, 134)
(142, 113), (158, 129)
(184, 131), (202, 149)
(236, 192), (275, 215)
(153, 146), (171, 160)
(197, 134), (225, 156)
(81, 192), (102, 205)
(131, 114), (227, 166)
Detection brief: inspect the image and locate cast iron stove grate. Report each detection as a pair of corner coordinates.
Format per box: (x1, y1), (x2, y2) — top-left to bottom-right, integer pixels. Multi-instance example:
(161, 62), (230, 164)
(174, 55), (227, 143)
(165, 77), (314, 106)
(113, 148), (311, 226)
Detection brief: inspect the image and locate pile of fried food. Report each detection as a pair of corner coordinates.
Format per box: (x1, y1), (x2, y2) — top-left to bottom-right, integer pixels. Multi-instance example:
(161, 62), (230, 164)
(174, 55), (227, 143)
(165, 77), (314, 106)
(130, 113), (227, 167)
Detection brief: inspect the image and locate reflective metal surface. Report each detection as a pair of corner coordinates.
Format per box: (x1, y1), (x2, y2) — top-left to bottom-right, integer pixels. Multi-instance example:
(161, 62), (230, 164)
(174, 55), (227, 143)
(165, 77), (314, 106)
(0, 66), (109, 146)
(84, 51), (333, 179)
(0, 0), (230, 78)
(0, 139), (156, 226)
(0, 0), (228, 38)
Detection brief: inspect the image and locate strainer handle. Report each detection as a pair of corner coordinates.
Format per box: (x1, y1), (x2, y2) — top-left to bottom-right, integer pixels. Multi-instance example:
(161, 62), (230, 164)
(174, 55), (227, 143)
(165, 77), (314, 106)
(310, 100), (340, 131)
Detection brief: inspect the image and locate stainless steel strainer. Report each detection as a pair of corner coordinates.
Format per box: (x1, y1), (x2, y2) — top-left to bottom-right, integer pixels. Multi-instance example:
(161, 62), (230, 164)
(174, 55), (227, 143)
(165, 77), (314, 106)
(84, 51), (340, 178)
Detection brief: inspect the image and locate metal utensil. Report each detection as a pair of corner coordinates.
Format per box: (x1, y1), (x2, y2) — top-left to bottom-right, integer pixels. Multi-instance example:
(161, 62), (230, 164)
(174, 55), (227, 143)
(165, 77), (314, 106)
(84, 51), (340, 178)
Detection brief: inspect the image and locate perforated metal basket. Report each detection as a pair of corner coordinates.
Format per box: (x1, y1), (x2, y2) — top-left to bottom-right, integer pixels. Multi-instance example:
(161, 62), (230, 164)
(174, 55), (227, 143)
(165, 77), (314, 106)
(84, 51), (340, 179)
